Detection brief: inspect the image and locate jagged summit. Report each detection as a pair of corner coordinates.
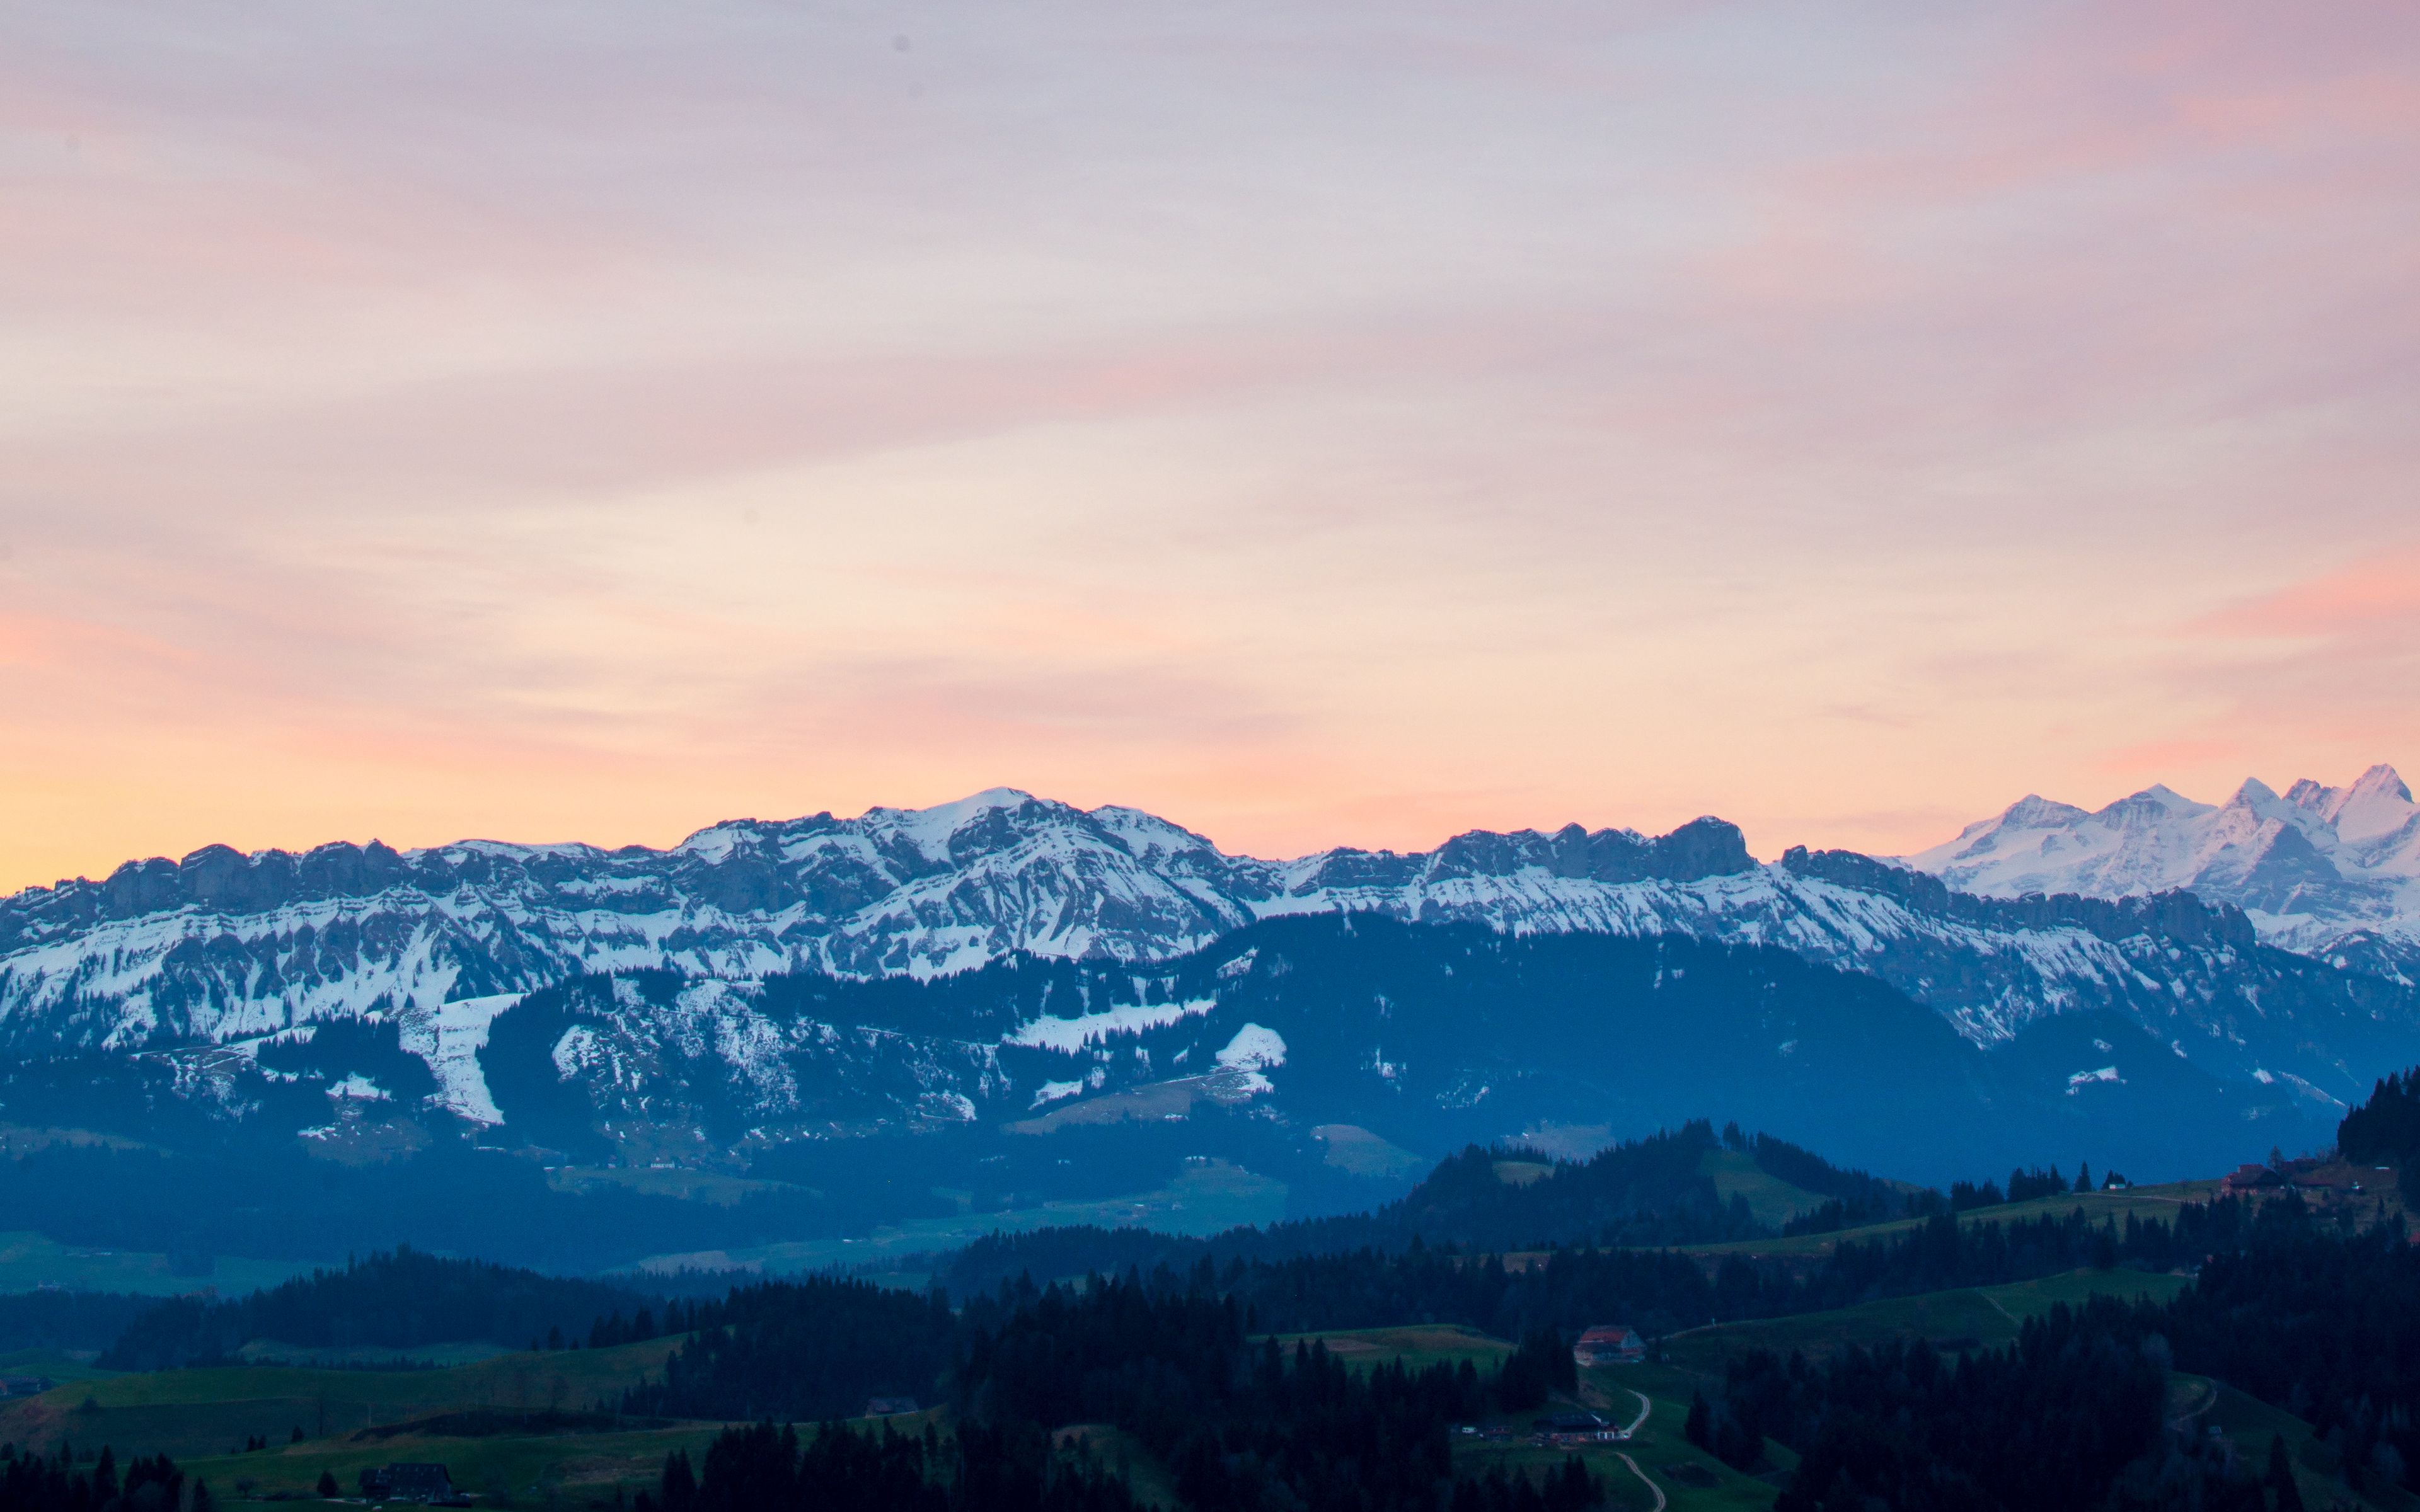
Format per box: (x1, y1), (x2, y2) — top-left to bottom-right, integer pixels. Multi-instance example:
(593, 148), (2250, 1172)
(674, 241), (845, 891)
(4, 784), (2417, 1161)
(0, 793), (1769, 1043)
(1907, 764), (2420, 964)
(0, 785), (2327, 1054)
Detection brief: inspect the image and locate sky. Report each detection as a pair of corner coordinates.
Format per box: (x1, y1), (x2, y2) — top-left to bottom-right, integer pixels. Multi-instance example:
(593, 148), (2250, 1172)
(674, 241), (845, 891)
(4, 2), (2417, 892)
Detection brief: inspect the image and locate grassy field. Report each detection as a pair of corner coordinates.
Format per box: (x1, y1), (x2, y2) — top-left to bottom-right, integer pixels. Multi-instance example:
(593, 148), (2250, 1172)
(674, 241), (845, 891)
(1655, 1267), (2189, 1377)
(0, 1336), (979, 1510)
(1697, 1150), (1828, 1228)
(1311, 1124), (1429, 1181)
(0, 1347), (120, 1383)
(0, 1232), (318, 1297)
(0, 1336), (688, 1462)
(1678, 1179), (2229, 1259)
(1264, 1324), (1515, 1373)
(182, 1419), (727, 1508)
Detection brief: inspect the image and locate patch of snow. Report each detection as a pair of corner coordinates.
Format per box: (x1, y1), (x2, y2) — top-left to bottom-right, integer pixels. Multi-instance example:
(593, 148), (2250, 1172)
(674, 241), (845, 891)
(326, 1074), (389, 1101)
(1005, 997), (1216, 1052)
(553, 1025), (605, 1082)
(1030, 1080), (1085, 1108)
(396, 994), (515, 1126)
(1216, 1023), (1287, 1072)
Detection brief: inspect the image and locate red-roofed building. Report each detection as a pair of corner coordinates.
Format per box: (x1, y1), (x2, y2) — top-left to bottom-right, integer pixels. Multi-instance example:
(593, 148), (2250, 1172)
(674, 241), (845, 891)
(1574, 1324), (1644, 1366)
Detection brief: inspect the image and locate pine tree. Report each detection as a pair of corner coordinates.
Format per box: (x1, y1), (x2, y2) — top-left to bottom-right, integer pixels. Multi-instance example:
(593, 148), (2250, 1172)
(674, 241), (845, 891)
(318, 1470), (341, 1498)
(2267, 1433), (2305, 1512)
(662, 1449), (696, 1512)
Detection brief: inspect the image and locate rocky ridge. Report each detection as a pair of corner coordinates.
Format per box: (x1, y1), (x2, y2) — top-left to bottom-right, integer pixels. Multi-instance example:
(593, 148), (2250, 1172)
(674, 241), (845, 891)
(3, 789), (2413, 1131)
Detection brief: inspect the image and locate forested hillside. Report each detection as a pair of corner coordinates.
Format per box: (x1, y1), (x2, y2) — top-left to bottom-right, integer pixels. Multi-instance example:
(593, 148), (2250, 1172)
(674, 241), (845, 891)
(100, 1249), (664, 1370)
(936, 1119), (1925, 1293)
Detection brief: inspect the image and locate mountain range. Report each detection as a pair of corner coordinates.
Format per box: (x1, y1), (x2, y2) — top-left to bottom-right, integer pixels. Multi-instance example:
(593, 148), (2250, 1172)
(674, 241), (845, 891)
(1, 773), (2415, 1229)
(1910, 763), (2420, 977)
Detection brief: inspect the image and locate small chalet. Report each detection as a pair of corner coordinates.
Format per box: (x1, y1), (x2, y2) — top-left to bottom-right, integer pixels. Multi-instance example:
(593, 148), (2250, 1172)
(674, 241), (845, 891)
(1573, 1324), (1645, 1366)
(359, 1464), (464, 1504)
(2219, 1164), (2283, 1196)
(0, 1376), (54, 1399)
(865, 1397), (921, 1418)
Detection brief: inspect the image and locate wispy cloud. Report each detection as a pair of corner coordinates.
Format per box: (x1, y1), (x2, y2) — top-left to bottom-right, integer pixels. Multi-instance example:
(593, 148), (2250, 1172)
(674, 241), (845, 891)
(3, 1), (2416, 887)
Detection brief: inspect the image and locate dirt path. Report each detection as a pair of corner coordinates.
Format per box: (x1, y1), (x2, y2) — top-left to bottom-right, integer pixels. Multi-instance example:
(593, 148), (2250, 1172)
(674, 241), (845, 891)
(1611, 1452), (1665, 1512)
(1620, 1389), (1651, 1436)
(2166, 1377), (2218, 1433)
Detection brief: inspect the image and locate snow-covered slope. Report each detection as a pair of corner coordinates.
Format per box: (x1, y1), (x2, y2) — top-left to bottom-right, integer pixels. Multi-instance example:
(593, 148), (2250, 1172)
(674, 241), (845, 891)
(1907, 765), (2420, 973)
(4, 787), (2416, 1123)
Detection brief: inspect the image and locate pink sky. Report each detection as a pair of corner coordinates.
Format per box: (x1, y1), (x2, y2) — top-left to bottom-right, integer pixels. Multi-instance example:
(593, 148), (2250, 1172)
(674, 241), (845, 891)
(4, 2), (2417, 891)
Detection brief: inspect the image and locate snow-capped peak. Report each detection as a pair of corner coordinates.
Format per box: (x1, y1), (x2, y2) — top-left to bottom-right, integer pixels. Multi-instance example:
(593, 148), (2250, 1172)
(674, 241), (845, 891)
(1908, 764), (2420, 957)
(861, 788), (1046, 859)
(2326, 764), (2416, 844)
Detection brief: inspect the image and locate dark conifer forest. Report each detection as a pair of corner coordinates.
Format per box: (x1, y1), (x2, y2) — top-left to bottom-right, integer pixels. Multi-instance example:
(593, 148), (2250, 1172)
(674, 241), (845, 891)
(635, 1276), (1606, 1512)
(99, 1248), (662, 1370)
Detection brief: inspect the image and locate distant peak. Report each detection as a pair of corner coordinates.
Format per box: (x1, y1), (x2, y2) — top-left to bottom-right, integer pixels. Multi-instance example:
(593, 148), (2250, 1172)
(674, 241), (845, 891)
(2352, 764), (2412, 802)
(2227, 777), (2281, 808)
(909, 786), (1038, 814)
(2097, 783), (2208, 821)
(2000, 794), (2088, 826)
(856, 786), (1042, 825)
(2323, 763), (2416, 842)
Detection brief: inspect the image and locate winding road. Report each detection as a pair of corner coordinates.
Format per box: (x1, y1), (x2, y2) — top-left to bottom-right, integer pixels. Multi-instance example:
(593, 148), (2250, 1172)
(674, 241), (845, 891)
(1611, 1390), (1662, 1511)
(1610, 1452), (1665, 1512)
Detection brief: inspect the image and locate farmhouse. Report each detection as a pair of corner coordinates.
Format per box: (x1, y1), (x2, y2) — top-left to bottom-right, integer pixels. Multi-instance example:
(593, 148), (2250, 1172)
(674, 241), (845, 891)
(359, 1463), (465, 1504)
(2219, 1164), (2283, 1196)
(2293, 1169), (2360, 1194)
(0, 1375), (53, 1398)
(1573, 1324), (1645, 1366)
(865, 1397), (921, 1417)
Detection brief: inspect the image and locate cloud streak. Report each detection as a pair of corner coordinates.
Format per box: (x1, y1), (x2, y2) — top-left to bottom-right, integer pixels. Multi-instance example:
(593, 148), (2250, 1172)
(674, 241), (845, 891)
(3, 1), (2416, 888)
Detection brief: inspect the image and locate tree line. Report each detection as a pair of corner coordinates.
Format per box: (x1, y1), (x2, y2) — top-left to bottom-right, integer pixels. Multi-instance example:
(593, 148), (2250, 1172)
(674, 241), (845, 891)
(618, 1193), (2250, 1428)
(638, 1273), (1604, 1512)
(1685, 1195), (2414, 1507)
(100, 1247), (661, 1370)
(0, 1445), (197, 1512)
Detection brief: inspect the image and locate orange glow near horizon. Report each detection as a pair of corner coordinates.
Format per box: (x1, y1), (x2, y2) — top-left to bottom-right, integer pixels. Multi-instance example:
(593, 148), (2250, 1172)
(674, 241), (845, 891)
(4, 4), (2417, 894)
